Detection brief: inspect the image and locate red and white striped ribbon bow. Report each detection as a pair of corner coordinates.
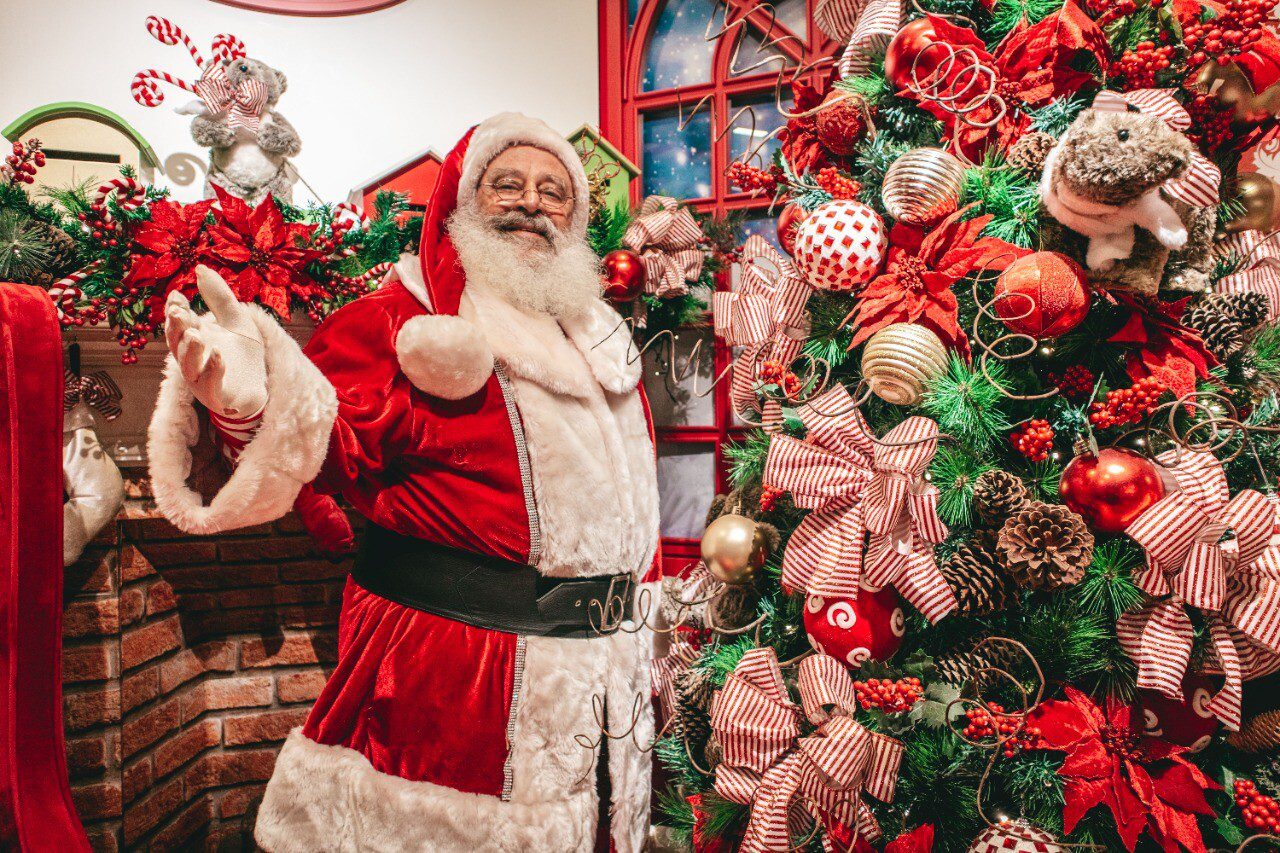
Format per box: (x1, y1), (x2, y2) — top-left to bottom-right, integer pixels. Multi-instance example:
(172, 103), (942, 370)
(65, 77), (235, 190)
(194, 62), (270, 132)
(1091, 90), (1221, 208)
(1216, 230), (1280, 322)
(764, 383), (956, 622)
(63, 370), (122, 421)
(623, 195), (706, 298)
(814, 0), (904, 79)
(652, 639), (700, 720)
(710, 648), (902, 851)
(713, 234), (811, 418)
(1118, 450), (1280, 728)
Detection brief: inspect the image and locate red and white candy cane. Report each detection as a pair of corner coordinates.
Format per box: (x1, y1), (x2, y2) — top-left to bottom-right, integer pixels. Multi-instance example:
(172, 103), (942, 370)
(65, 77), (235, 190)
(328, 203), (369, 259)
(132, 17), (248, 109)
(93, 177), (147, 220)
(146, 16), (206, 68)
(131, 68), (198, 108)
(48, 261), (103, 312)
(348, 262), (393, 285)
(211, 33), (247, 63)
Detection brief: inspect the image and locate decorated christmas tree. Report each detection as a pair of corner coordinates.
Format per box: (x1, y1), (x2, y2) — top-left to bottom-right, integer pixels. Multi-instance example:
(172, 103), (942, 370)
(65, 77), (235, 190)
(646, 0), (1280, 850)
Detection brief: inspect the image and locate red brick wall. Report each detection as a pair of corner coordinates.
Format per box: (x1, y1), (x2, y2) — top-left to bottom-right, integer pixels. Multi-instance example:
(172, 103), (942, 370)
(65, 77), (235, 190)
(62, 505), (354, 851)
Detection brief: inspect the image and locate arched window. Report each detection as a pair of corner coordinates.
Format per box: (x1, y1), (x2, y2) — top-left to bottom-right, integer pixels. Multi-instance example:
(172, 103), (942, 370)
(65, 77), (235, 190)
(3, 102), (158, 194)
(599, 0), (837, 570)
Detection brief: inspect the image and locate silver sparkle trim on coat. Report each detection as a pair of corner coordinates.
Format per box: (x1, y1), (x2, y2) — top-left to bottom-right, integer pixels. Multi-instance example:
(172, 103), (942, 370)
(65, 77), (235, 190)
(501, 634), (528, 802)
(494, 362), (542, 566)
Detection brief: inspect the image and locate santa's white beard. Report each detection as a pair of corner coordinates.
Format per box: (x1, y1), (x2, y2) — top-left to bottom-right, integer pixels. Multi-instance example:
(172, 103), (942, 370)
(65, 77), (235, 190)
(448, 206), (603, 320)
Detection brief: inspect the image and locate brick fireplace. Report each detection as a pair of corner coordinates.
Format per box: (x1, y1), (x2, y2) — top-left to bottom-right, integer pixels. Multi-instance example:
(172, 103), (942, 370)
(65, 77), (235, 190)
(62, 496), (356, 851)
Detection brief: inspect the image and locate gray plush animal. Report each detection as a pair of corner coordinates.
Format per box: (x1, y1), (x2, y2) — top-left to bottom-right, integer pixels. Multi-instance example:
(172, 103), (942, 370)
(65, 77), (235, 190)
(185, 56), (300, 207)
(1037, 106), (1217, 296)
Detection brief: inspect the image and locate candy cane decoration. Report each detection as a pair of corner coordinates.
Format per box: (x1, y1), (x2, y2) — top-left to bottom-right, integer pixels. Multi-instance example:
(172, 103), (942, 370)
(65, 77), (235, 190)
(48, 261), (104, 312)
(93, 177), (147, 221)
(131, 69), (198, 107)
(211, 33), (247, 63)
(131, 17), (247, 109)
(328, 202), (369, 259)
(146, 16), (206, 68)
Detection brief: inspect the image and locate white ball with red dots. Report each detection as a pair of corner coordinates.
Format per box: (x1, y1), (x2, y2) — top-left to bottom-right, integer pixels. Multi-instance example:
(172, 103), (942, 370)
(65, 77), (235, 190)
(791, 200), (887, 292)
(968, 820), (1064, 853)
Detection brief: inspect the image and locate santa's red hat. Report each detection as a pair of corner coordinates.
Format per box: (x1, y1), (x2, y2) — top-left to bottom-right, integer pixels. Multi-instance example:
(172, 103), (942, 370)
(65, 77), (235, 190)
(394, 112), (592, 400)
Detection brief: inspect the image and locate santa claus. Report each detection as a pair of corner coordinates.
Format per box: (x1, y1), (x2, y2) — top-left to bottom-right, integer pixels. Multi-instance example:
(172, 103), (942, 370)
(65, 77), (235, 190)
(147, 113), (661, 851)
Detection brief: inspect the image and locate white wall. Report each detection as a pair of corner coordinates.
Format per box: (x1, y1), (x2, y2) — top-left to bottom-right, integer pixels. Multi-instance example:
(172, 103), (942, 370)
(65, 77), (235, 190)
(0, 0), (600, 203)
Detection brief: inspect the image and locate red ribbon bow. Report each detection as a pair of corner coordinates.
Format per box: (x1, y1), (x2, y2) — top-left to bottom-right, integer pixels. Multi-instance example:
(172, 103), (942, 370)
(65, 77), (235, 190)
(1215, 230), (1280, 323)
(195, 62), (270, 132)
(63, 369), (122, 421)
(713, 234), (812, 418)
(1091, 89), (1221, 208)
(710, 648), (903, 852)
(623, 195), (706, 298)
(1118, 450), (1280, 729)
(814, 0), (903, 78)
(764, 384), (956, 623)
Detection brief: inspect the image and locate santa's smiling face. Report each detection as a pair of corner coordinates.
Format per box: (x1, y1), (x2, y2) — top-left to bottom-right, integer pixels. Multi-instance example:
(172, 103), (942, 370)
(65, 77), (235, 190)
(476, 145), (575, 253)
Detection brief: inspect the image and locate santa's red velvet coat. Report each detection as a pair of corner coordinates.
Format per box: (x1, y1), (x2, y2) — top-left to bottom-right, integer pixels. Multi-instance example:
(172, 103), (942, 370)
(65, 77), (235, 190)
(148, 114), (660, 852)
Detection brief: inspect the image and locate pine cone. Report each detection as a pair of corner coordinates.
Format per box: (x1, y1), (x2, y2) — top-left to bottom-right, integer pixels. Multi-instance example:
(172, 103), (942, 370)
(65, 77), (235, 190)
(1007, 131), (1056, 176)
(940, 537), (1015, 616)
(41, 223), (77, 276)
(1224, 290), (1271, 331)
(997, 501), (1093, 590)
(972, 470), (1029, 528)
(672, 669), (715, 756)
(932, 637), (1019, 686)
(1185, 296), (1245, 359)
(1226, 709), (1280, 754)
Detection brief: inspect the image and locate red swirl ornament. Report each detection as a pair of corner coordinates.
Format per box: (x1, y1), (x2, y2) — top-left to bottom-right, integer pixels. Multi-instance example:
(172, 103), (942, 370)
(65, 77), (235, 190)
(803, 585), (906, 670)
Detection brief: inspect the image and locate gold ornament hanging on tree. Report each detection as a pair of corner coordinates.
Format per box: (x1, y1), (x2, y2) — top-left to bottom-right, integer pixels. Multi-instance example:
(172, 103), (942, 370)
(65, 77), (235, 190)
(1224, 172), (1279, 234)
(700, 514), (768, 585)
(1193, 60), (1280, 125)
(860, 323), (949, 405)
(881, 147), (966, 225)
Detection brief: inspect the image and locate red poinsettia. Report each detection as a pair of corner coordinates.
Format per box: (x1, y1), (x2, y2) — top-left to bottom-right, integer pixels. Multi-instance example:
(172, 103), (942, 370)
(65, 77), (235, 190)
(846, 206), (1028, 357)
(1108, 293), (1218, 401)
(850, 824), (935, 852)
(205, 185), (324, 319)
(778, 69), (840, 175)
(123, 197), (216, 322)
(1028, 686), (1218, 853)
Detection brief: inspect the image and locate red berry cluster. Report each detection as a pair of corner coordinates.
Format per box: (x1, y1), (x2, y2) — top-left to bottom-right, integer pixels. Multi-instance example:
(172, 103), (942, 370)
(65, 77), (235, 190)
(1049, 365), (1095, 400)
(1010, 419), (1055, 462)
(1186, 92), (1234, 153)
(853, 677), (924, 713)
(1234, 779), (1280, 833)
(1111, 41), (1176, 90)
(759, 358), (802, 398)
(3, 138), (45, 185)
(1088, 376), (1166, 428)
(727, 161), (780, 196)
(1183, 0), (1274, 67)
(759, 485), (784, 514)
(815, 167), (863, 201)
(963, 703), (1042, 758)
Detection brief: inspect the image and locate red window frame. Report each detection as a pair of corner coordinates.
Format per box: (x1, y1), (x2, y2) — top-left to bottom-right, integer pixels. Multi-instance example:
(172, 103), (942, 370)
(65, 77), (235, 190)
(598, 0), (837, 571)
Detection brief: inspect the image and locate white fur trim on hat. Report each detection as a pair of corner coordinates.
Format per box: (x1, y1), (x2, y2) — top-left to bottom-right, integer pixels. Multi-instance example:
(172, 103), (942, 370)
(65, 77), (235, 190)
(395, 314), (494, 400)
(458, 112), (590, 235)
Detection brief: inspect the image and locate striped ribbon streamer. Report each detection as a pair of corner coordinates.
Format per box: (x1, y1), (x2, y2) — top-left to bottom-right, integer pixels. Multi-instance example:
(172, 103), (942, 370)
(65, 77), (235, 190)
(763, 384), (956, 622)
(815, 0), (904, 79)
(1216, 230), (1280, 322)
(1091, 89), (1221, 208)
(710, 648), (902, 851)
(651, 639), (700, 720)
(63, 370), (122, 421)
(623, 195), (706, 298)
(712, 234), (811, 418)
(1117, 450), (1280, 729)
(207, 406), (265, 464)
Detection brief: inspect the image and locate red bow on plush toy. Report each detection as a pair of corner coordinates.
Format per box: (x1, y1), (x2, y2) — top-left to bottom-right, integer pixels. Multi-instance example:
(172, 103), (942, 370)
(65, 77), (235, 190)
(713, 234), (811, 419)
(194, 63), (270, 132)
(711, 648), (903, 852)
(623, 196), (705, 298)
(1118, 449), (1280, 729)
(764, 383), (956, 622)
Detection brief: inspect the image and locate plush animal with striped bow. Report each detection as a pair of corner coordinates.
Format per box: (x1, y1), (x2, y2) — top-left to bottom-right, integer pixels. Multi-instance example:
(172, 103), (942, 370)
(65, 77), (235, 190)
(1038, 89), (1219, 297)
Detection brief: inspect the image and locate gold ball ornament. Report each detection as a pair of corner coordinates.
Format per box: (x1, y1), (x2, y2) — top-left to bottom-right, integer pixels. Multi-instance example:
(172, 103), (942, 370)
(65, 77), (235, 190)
(1224, 172), (1278, 234)
(700, 514), (769, 585)
(881, 147), (966, 225)
(1193, 60), (1280, 125)
(861, 323), (949, 405)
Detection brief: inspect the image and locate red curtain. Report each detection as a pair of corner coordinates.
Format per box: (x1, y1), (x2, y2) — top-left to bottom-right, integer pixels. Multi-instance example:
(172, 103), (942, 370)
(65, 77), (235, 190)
(0, 283), (89, 850)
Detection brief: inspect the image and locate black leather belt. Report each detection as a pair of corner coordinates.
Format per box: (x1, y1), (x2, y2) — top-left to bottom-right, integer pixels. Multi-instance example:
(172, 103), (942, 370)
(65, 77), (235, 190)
(350, 524), (635, 638)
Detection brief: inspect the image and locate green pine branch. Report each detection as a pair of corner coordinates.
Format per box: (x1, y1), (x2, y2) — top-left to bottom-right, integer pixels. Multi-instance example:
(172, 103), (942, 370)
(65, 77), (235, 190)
(922, 355), (1013, 445)
(931, 445), (998, 527)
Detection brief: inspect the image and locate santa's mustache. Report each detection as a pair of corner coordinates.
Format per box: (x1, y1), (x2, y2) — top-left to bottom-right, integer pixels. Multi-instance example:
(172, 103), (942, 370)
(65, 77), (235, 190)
(487, 210), (555, 242)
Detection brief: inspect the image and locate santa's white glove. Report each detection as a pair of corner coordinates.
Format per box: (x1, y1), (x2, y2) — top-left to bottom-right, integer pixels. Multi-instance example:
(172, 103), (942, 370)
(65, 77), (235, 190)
(164, 265), (268, 418)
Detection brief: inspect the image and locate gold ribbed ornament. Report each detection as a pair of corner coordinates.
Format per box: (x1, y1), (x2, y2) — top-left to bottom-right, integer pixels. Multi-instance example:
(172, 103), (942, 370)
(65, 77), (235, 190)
(881, 147), (966, 225)
(861, 323), (949, 405)
(700, 514), (768, 585)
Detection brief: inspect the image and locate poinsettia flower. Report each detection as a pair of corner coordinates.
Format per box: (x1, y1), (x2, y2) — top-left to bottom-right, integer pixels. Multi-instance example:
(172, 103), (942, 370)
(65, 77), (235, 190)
(846, 205), (1028, 357)
(1107, 293), (1218, 401)
(205, 185), (324, 319)
(123, 197), (215, 322)
(1028, 686), (1218, 853)
(778, 69), (840, 175)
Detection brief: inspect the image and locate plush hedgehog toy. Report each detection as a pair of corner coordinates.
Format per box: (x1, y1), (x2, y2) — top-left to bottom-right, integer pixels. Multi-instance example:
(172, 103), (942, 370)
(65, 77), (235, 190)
(1036, 105), (1217, 296)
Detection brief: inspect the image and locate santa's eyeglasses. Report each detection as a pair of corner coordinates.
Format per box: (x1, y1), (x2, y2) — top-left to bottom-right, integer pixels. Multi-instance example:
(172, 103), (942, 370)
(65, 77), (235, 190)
(481, 180), (573, 213)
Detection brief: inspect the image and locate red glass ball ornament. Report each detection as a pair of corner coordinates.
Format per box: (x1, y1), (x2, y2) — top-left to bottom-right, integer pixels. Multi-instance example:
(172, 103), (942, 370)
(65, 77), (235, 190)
(777, 203), (808, 256)
(993, 252), (1091, 339)
(601, 249), (645, 302)
(815, 91), (866, 157)
(803, 585), (906, 669)
(884, 18), (948, 92)
(1137, 676), (1221, 753)
(1059, 447), (1166, 534)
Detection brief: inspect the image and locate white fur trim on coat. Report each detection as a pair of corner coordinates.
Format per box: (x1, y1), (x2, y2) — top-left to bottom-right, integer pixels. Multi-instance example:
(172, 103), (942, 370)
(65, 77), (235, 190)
(458, 112), (590, 235)
(396, 314), (494, 400)
(147, 304), (337, 534)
